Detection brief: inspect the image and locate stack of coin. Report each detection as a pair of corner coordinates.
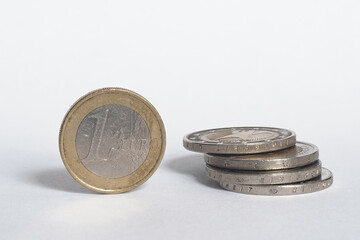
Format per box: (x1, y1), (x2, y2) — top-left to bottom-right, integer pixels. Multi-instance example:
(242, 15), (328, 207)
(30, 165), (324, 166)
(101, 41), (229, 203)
(183, 127), (333, 196)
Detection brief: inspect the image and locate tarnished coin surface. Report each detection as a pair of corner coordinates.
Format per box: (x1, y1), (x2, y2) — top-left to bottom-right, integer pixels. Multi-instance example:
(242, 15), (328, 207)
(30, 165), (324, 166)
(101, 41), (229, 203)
(59, 88), (166, 193)
(184, 127), (296, 154)
(206, 161), (322, 185)
(219, 168), (333, 196)
(205, 142), (319, 170)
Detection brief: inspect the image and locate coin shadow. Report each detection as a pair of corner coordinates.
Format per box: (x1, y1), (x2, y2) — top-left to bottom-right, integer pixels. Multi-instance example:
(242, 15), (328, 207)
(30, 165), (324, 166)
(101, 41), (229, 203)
(27, 168), (95, 194)
(27, 168), (146, 194)
(165, 154), (222, 189)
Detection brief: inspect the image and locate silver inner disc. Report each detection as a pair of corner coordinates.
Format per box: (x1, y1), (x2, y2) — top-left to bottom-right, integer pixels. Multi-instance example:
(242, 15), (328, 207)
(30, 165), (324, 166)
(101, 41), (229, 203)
(200, 129), (280, 143)
(76, 104), (151, 179)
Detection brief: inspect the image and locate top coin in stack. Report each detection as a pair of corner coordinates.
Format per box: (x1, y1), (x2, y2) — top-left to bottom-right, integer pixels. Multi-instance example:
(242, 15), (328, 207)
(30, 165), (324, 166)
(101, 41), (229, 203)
(183, 127), (296, 154)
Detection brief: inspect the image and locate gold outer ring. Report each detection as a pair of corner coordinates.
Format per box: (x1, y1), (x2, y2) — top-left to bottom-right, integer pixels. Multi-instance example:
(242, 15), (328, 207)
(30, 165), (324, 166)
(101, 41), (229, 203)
(59, 88), (166, 193)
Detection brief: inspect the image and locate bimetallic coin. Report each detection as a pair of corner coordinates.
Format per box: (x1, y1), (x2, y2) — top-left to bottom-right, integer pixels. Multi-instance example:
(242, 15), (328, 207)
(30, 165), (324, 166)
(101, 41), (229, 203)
(218, 168), (333, 196)
(204, 142), (319, 170)
(206, 161), (322, 185)
(184, 127), (296, 154)
(59, 88), (166, 193)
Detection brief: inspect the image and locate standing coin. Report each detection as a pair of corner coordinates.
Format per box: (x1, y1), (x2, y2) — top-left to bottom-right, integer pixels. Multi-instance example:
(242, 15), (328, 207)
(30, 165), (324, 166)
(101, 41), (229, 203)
(204, 142), (319, 170)
(219, 168), (333, 196)
(184, 127), (296, 154)
(59, 88), (166, 193)
(206, 161), (322, 185)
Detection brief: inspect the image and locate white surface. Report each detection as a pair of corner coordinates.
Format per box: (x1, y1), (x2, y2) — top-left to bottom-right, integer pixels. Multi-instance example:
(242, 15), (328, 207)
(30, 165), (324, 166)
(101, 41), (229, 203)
(0, 1), (359, 239)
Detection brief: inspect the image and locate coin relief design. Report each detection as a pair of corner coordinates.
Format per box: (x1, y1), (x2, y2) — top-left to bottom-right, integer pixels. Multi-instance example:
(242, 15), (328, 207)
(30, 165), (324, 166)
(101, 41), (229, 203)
(76, 104), (150, 179)
(60, 88), (166, 193)
(201, 129), (280, 143)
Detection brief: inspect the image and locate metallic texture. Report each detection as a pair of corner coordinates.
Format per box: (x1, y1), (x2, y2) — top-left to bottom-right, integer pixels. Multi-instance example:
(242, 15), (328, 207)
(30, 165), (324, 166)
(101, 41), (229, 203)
(204, 142), (319, 170)
(76, 105), (151, 179)
(59, 88), (166, 194)
(205, 161), (322, 185)
(184, 127), (296, 154)
(218, 168), (333, 196)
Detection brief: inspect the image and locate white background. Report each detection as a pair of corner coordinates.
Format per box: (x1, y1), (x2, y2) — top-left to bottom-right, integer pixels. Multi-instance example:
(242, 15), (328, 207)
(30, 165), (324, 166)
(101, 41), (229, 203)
(0, 1), (359, 239)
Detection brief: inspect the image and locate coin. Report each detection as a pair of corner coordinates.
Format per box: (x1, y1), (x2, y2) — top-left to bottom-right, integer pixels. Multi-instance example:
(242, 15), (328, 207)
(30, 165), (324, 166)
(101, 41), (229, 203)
(218, 168), (333, 195)
(183, 127), (296, 154)
(59, 88), (166, 193)
(204, 142), (319, 170)
(205, 161), (322, 185)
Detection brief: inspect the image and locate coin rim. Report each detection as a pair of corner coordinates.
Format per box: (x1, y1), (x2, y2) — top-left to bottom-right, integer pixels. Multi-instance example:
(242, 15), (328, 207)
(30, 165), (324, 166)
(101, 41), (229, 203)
(205, 160), (322, 185)
(183, 127), (296, 154)
(59, 88), (166, 193)
(218, 167), (333, 196)
(204, 142), (319, 170)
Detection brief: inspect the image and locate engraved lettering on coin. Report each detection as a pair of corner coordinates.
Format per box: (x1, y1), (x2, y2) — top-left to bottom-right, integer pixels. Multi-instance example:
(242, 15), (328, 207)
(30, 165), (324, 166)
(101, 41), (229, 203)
(218, 168), (333, 196)
(200, 130), (280, 143)
(205, 161), (322, 185)
(204, 142), (318, 170)
(76, 104), (150, 179)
